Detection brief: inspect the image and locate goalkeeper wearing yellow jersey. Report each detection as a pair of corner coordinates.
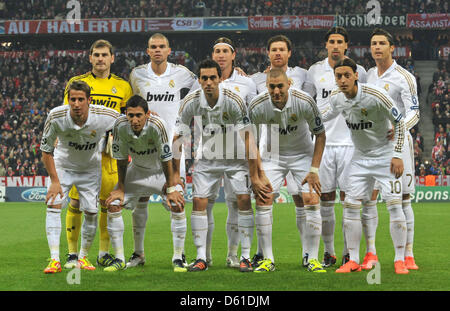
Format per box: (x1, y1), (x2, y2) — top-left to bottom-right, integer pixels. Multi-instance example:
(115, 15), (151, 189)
(63, 40), (132, 269)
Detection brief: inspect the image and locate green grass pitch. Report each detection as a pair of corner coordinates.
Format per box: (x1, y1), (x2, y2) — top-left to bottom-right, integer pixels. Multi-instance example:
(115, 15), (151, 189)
(0, 202), (449, 291)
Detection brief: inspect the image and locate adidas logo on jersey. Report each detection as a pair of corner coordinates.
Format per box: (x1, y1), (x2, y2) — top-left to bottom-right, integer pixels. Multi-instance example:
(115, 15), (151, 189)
(129, 146), (157, 155)
(146, 92), (175, 102)
(68, 141), (97, 150)
(346, 120), (373, 130)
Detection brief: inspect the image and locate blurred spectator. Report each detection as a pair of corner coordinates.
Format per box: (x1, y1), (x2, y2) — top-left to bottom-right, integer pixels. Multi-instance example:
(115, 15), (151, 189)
(428, 162), (440, 175)
(432, 140), (446, 164)
(418, 163), (427, 176)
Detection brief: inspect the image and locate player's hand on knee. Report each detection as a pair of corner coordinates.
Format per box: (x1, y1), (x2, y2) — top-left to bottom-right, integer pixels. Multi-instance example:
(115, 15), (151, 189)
(302, 172), (322, 197)
(251, 177), (272, 201)
(106, 189), (125, 207)
(167, 191), (185, 212)
(391, 158), (404, 179)
(302, 192), (320, 206)
(46, 182), (63, 205)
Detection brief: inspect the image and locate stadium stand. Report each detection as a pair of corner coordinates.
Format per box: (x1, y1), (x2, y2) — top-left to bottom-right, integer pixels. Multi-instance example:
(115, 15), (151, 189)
(0, 0), (448, 19)
(0, 3), (448, 181)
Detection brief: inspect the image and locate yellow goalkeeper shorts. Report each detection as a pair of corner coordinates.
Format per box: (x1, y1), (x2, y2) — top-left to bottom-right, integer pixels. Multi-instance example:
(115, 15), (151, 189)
(68, 153), (118, 202)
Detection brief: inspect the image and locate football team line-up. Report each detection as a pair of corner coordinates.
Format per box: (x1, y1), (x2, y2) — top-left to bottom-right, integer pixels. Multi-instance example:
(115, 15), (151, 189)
(42, 26), (420, 275)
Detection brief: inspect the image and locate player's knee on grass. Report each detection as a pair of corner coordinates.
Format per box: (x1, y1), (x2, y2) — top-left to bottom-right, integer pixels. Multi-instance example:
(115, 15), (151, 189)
(340, 191), (345, 202)
(302, 192), (320, 206)
(236, 194), (251, 211)
(371, 189), (379, 201)
(193, 197), (209, 211)
(255, 193), (273, 207)
(292, 194), (303, 207)
(321, 191), (336, 202)
(69, 198), (80, 209)
(170, 204), (184, 213)
(108, 204), (122, 213)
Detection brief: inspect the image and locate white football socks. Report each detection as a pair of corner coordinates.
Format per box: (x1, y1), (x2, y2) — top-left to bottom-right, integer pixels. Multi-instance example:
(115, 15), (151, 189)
(226, 199), (240, 258)
(107, 211), (125, 262)
(205, 199), (215, 261)
(171, 210), (187, 262)
(387, 199), (407, 262)
(46, 207), (62, 261)
(191, 210), (208, 261)
(238, 209), (254, 259)
(305, 204), (322, 261)
(255, 205), (274, 262)
(343, 199), (362, 263)
(132, 201), (148, 256)
(320, 201), (335, 255)
(361, 200), (378, 254)
(295, 206), (307, 257)
(402, 199), (415, 258)
(79, 213), (98, 258)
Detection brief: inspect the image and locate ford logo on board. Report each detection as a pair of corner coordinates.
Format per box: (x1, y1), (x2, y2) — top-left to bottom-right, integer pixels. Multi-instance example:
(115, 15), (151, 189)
(21, 188), (47, 202)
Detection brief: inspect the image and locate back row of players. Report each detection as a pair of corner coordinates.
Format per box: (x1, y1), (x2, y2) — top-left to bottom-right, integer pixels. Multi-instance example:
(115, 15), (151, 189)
(42, 26), (419, 275)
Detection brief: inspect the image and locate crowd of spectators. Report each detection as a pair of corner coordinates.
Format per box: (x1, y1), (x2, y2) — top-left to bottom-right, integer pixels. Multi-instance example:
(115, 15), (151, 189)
(0, 0), (449, 20)
(428, 59), (450, 175)
(0, 34), (438, 177)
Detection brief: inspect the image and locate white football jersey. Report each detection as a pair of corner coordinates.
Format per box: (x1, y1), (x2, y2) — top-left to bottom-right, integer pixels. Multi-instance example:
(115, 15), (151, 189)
(323, 83), (405, 159)
(221, 69), (257, 105)
(112, 115), (172, 172)
(248, 87), (325, 157)
(251, 66), (307, 94)
(175, 85), (250, 160)
(40, 105), (120, 171)
(303, 58), (367, 146)
(367, 60), (419, 131)
(129, 62), (200, 141)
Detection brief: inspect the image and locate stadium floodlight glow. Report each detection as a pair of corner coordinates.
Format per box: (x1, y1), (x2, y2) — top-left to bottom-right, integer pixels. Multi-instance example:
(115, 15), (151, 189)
(1, 42), (12, 47)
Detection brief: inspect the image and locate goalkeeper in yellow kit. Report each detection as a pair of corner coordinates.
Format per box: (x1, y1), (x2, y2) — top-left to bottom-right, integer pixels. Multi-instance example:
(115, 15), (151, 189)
(63, 40), (133, 268)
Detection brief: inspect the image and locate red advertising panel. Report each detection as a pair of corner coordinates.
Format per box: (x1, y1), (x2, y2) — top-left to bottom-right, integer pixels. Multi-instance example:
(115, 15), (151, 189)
(407, 14), (450, 28)
(248, 15), (334, 30)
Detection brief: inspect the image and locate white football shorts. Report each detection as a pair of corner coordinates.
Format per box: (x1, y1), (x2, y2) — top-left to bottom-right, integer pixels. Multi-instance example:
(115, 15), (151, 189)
(193, 159), (251, 198)
(47, 166), (101, 214)
(263, 153), (314, 195)
(373, 131), (415, 194)
(347, 155), (402, 202)
(319, 145), (354, 194)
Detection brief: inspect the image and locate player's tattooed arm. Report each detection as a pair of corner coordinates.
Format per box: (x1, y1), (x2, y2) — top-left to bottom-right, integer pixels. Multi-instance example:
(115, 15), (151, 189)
(42, 151), (64, 206)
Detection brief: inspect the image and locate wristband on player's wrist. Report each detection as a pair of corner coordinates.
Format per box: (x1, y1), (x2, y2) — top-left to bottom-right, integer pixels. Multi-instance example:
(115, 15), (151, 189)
(309, 166), (319, 174)
(167, 186), (178, 194)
